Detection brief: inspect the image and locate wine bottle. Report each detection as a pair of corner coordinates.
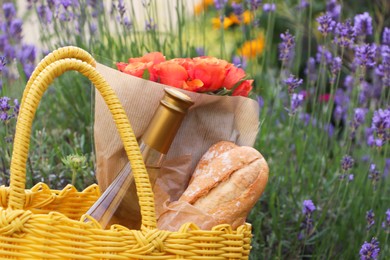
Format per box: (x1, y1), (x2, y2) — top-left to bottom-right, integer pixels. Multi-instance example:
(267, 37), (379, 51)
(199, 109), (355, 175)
(85, 87), (193, 229)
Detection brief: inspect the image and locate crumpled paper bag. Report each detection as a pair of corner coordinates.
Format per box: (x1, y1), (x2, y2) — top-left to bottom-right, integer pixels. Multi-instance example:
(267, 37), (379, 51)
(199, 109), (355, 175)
(94, 62), (260, 229)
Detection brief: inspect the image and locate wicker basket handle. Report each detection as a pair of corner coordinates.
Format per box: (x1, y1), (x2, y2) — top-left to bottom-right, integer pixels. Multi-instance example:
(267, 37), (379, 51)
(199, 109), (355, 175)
(8, 47), (157, 230)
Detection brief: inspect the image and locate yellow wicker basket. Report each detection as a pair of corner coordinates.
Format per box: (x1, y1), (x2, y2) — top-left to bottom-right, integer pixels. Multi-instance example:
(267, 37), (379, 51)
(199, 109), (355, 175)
(0, 46), (252, 259)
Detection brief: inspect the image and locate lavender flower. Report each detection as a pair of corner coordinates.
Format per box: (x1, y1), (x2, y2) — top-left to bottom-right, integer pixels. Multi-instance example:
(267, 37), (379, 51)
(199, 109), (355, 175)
(351, 108), (367, 130)
(305, 57), (317, 82)
(247, 0), (262, 11)
(278, 30), (295, 63)
(0, 96), (10, 122)
(355, 44), (377, 68)
(354, 12), (373, 37)
(326, 0), (341, 21)
(344, 75), (355, 91)
(263, 3), (276, 12)
(330, 56), (342, 84)
(214, 0), (228, 10)
(302, 200), (316, 215)
(9, 19), (23, 41)
(376, 45), (390, 87)
(283, 74), (303, 94)
(117, 0), (126, 18)
(382, 209), (390, 232)
(316, 45), (333, 64)
(316, 13), (336, 36)
(334, 19), (355, 48)
(333, 89), (349, 122)
(371, 108), (390, 144)
(359, 237), (380, 260)
(257, 95), (264, 109)
(0, 56), (6, 72)
(368, 163), (381, 188)
(289, 93), (304, 115)
(299, 200), (316, 239)
(341, 155), (354, 171)
(145, 18), (157, 31)
(232, 2), (244, 17)
(37, 4), (53, 24)
(366, 209), (375, 230)
(298, 0), (309, 10)
(232, 55), (247, 69)
(13, 98), (19, 117)
(382, 27), (390, 45)
(196, 47), (205, 57)
(3, 2), (16, 21)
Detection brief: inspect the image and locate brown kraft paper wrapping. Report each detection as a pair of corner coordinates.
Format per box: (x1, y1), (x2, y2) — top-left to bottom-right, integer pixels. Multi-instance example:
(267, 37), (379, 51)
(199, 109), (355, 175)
(94, 62), (260, 228)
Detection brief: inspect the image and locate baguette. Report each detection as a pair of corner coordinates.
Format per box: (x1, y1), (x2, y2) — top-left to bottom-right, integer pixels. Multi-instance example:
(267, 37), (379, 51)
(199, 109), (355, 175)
(179, 141), (269, 228)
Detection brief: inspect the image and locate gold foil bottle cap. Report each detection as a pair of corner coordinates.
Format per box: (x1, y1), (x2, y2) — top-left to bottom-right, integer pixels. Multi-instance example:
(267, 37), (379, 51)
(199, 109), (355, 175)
(142, 88), (194, 154)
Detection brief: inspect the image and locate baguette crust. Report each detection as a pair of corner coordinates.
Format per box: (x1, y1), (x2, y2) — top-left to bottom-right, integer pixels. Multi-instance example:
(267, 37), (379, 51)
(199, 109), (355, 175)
(179, 141), (269, 228)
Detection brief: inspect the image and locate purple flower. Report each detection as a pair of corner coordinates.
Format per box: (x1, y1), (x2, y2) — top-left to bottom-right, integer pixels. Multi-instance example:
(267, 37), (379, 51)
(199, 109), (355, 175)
(117, 0), (126, 18)
(9, 19), (23, 40)
(316, 45), (333, 64)
(376, 45), (390, 86)
(214, 0), (228, 10)
(298, 0), (309, 10)
(355, 44), (377, 68)
(341, 155), (354, 171)
(278, 30), (295, 63)
(283, 74), (303, 94)
(333, 89), (349, 122)
(359, 237), (380, 260)
(60, 0), (74, 9)
(263, 3), (276, 12)
(368, 163), (381, 188)
(316, 13), (336, 36)
(352, 108), (367, 127)
(145, 18), (157, 31)
(302, 200), (316, 215)
(37, 4), (53, 24)
(257, 95), (264, 109)
(382, 209), (390, 232)
(344, 75), (354, 90)
(382, 27), (390, 45)
(0, 56), (6, 72)
(0, 96), (10, 122)
(232, 2), (244, 17)
(348, 174), (354, 181)
(354, 12), (373, 37)
(371, 108), (390, 143)
(334, 19), (355, 48)
(304, 57), (317, 82)
(330, 56), (342, 84)
(13, 98), (19, 117)
(326, 0), (341, 21)
(247, 0), (262, 11)
(289, 93), (304, 115)
(232, 55), (247, 69)
(3, 2), (16, 21)
(366, 209), (375, 230)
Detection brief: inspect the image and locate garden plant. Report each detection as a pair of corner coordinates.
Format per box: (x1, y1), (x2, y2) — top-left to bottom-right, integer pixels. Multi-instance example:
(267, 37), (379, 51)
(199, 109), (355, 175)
(0, 0), (389, 259)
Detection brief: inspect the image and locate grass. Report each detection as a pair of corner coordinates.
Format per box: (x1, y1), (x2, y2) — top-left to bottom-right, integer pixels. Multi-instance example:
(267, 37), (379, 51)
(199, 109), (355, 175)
(0, 0), (389, 259)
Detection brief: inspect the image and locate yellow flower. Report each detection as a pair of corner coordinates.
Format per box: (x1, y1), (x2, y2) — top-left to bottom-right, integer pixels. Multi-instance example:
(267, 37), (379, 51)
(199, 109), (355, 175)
(194, 0), (215, 15)
(212, 16), (235, 29)
(242, 10), (254, 24)
(238, 33), (266, 59)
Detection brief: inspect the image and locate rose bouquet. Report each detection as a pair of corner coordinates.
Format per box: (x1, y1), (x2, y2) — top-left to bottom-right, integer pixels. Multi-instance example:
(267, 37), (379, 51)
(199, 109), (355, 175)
(116, 52), (253, 97)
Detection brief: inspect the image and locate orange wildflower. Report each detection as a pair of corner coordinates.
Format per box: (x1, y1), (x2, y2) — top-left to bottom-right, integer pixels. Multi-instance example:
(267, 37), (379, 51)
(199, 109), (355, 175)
(212, 16), (235, 29)
(194, 0), (214, 16)
(238, 33), (265, 59)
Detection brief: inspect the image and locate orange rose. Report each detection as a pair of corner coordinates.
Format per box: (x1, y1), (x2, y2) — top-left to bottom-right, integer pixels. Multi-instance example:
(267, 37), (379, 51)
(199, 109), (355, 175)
(188, 57), (229, 92)
(154, 60), (188, 88)
(232, 80), (253, 97)
(128, 52), (165, 64)
(223, 65), (246, 89)
(116, 61), (147, 78)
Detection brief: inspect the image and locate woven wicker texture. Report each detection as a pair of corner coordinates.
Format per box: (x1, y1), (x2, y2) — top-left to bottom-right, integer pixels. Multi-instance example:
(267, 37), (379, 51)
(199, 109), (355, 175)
(0, 46), (252, 259)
